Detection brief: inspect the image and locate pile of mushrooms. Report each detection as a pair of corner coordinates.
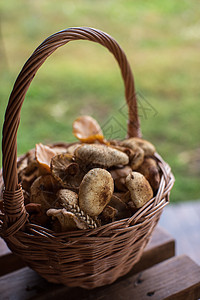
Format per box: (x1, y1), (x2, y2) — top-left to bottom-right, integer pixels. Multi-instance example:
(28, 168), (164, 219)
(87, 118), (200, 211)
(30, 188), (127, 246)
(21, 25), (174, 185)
(17, 115), (161, 232)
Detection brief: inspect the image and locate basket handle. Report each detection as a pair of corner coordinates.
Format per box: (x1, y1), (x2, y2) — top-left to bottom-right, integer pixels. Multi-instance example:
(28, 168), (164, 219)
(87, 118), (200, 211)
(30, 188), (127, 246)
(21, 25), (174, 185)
(2, 27), (141, 193)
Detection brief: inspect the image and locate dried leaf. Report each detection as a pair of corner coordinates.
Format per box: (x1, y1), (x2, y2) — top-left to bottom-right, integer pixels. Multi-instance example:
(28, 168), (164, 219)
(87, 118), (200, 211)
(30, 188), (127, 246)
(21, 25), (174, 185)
(73, 115), (105, 143)
(35, 143), (57, 174)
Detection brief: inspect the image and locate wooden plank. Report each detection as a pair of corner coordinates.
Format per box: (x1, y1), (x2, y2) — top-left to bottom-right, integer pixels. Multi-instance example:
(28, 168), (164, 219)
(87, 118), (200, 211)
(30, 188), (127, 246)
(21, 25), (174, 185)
(0, 226), (175, 277)
(0, 255), (199, 300)
(159, 200), (200, 265)
(0, 239), (26, 276)
(126, 226), (175, 276)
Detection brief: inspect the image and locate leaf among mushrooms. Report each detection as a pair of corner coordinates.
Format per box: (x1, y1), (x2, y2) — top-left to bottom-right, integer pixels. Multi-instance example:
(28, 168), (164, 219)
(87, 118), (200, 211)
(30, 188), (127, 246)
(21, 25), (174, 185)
(35, 143), (57, 175)
(73, 115), (105, 143)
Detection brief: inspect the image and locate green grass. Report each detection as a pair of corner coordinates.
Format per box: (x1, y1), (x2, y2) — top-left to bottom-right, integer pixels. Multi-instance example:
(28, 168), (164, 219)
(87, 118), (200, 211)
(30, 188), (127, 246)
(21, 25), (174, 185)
(0, 0), (199, 202)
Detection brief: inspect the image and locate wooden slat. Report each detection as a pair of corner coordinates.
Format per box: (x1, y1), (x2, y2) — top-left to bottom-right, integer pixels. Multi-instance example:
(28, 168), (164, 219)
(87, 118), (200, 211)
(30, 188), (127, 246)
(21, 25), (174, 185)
(0, 226), (175, 276)
(0, 239), (26, 276)
(159, 200), (200, 265)
(0, 255), (199, 300)
(127, 226), (175, 276)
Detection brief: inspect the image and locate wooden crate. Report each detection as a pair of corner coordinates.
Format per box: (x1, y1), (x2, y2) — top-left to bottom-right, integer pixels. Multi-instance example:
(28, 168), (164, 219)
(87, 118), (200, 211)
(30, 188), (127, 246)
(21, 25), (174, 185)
(0, 226), (200, 300)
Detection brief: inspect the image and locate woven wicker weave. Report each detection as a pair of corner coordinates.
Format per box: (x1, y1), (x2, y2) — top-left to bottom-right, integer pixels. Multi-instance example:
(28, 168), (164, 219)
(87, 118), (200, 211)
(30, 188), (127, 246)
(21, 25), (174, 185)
(0, 27), (174, 289)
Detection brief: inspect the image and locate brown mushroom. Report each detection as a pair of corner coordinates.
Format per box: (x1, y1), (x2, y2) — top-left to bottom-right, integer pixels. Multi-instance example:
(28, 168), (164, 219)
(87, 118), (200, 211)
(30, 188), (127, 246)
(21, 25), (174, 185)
(56, 189), (78, 207)
(17, 156), (28, 176)
(133, 137), (156, 156)
(125, 172), (153, 208)
(47, 208), (88, 232)
(75, 144), (129, 168)
(109, 194), (132, 220)
(79, 168), (114, 217)
(129, 147), (144, 170)
(20, 162), (39, 193)
(118, 139), (145, 169)
(109, 166), (132, 180)
(73, 115), (105, 143)
(30, 175), (59, 211)
(100, 205), (117, 224)
(25, 203), (49, 227)
(109, 166), (132, 192)
(114, 177), (128, 192)
(120, 137), (155, 156)
(137, 157), (160, 192)
(51, 154), (81, 188)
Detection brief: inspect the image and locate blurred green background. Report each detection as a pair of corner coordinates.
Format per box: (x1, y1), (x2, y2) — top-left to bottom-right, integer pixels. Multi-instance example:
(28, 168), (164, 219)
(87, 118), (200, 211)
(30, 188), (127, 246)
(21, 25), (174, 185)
(0, 0), (199, 202)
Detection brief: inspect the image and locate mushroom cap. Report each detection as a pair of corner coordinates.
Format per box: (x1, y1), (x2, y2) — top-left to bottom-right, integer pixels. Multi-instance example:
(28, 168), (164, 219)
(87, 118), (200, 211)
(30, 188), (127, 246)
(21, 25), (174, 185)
(100, 205), (118, 224)
(137, 157), (160, 191)
(17, 156), (28, 176)
(129, 147), (144, 170)
(47, 208), (88, 231)
(109, 166), (132, 180)
(121, 138), (155, 156)
(51, 154), (80, 187)
(30, 175), (59, 211)
(20, 164), (39, 193)
(73, 115), (104, 143)
(79, 168), (114, 217)
(25, 203), (49, 227)
(56, 189), (78, 206)
(109, 194), (132, 220)
(133, 137), (156, 156)
(75, 144), (129, 168)
(125, 172), (153, 208)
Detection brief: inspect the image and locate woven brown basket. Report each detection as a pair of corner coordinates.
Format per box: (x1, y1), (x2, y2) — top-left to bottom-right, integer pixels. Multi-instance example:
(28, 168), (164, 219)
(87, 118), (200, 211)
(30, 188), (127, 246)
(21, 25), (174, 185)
(0, 27), (174, 289)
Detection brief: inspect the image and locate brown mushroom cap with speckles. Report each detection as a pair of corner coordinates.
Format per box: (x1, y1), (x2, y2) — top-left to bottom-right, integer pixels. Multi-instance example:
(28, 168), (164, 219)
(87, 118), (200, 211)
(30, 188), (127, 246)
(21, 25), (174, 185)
(56, 189), (78, 207)
(125, 172), (153, 208)
(79, 168), (114, 217)
(75, 144), (129, 168)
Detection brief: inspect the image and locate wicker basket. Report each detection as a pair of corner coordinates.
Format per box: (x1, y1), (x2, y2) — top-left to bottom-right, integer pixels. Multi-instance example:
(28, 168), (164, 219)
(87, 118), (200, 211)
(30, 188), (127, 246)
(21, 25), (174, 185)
(0, 27), (174, 289)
